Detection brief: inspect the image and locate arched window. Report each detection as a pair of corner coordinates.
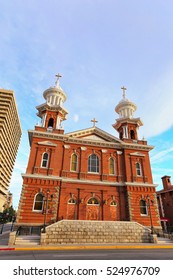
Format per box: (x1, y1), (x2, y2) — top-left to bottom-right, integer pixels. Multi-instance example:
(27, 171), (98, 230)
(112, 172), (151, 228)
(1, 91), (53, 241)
(70, 153), (78, 171)
(68, 198), (76, 204)
(87, 197), (99, 205)
(41, 152), (49, 168)
(48, 118), (54, 128)
(136, 162), (142, 176)
(88, 154), (99, 173)
(120, 131), (123, 140)
(33, 193), (44, 212)
(109, 157), (115, 175)
(130, 130), (135, 139)
(140, 199), (147, 215)
(110, 200), (117, 206)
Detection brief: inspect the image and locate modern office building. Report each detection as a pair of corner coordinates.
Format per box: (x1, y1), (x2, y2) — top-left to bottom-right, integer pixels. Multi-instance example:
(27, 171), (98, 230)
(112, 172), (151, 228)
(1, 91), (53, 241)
(0, 89), (22, 212)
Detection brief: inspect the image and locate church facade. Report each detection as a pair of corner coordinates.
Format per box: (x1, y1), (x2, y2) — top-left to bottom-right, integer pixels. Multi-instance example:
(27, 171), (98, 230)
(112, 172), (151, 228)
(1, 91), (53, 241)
(17, 76), (161, 231)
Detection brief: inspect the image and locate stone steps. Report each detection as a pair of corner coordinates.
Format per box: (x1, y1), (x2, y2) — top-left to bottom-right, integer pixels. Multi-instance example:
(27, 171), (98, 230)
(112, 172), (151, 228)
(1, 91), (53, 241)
(15, 235), (40, 246)
(157, 237), (173, 244)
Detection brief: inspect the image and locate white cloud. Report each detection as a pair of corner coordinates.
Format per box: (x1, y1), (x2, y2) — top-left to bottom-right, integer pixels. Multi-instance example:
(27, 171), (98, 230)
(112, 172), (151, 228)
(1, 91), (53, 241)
(73, 114), (79, 122)
(150, 147), (173, 164)
(138, 70), (173, 138)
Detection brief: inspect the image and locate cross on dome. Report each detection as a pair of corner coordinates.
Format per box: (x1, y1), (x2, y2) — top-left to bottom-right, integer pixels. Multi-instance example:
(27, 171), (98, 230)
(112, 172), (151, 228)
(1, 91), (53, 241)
(121, 86), (127, 99)
(55, 73), (62, 88)
(91, 118), (98, 127)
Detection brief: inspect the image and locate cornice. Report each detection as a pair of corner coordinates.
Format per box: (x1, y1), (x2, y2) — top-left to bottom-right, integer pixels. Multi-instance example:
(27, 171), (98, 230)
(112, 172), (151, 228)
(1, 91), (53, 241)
(125, 182), (158, 188)
(28, 129), (153, 151)
(22, 173), (124, 186)
(22, 173), (158, 188)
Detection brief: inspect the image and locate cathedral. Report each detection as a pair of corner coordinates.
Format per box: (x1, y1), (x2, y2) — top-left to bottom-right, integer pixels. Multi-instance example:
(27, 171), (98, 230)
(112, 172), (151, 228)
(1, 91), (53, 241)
(17, 75), (161, 232)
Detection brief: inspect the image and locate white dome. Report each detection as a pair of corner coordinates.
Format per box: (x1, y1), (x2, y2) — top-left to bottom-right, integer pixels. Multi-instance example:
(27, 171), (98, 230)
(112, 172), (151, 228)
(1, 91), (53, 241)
(43, 75), (67, 107)
(115, 87), (137, 119)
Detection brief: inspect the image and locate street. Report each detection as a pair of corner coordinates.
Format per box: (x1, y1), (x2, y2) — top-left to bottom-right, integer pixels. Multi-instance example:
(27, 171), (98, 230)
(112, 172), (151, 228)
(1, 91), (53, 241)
(0, 248), (173, 260)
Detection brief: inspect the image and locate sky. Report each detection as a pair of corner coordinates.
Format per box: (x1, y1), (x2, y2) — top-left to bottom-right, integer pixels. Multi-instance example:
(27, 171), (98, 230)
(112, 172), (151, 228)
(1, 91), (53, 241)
(1, 0), (173, 209)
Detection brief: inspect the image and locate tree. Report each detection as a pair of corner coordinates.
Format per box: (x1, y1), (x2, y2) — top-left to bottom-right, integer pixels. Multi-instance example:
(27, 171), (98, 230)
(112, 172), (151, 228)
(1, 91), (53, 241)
(3, 205), (16, 222)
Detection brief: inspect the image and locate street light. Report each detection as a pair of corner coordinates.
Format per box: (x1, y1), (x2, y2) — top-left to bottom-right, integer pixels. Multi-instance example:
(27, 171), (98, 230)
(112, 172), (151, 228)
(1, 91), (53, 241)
(147, 195), (154, 234)
(42, 189), (53, 233)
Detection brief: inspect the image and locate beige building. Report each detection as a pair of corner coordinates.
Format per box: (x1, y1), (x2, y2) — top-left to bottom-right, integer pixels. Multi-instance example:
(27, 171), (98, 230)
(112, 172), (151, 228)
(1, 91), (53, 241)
(0, 89), (22, 212)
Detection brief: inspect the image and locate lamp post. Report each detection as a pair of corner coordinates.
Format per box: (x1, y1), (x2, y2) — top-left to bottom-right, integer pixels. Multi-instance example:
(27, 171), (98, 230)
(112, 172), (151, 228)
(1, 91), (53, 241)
(147, 195), (154, 234)
(42, 189), (50, 233)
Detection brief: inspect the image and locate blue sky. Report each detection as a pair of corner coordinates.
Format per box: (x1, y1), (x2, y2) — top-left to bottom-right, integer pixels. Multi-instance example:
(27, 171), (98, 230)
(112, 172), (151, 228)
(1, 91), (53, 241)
(1, 0), (173, 209)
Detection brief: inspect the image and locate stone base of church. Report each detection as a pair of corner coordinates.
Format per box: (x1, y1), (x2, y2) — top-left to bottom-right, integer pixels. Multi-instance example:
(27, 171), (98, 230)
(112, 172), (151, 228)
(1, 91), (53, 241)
(40, 220), (153, 245)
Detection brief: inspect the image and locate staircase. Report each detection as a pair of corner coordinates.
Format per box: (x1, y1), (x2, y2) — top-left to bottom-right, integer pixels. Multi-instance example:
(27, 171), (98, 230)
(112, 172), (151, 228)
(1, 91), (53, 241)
(157, 237), (173, 244)
(15, 235), (40, 246)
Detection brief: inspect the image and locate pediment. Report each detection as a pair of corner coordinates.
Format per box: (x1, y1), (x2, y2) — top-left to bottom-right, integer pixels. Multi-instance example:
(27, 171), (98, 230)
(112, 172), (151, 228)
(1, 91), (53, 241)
(37, 141), (57, 147)
(65, 127), (122, 144)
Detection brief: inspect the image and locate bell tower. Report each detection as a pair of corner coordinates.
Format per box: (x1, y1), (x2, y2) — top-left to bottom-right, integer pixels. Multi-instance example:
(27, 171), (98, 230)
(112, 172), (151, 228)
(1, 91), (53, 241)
(113, 86), (143, 141)
(36, 74), (68, 133)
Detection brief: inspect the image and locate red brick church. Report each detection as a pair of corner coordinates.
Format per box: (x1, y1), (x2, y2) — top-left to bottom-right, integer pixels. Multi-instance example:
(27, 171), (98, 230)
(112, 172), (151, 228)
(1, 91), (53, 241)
(17, 75), (161, 231)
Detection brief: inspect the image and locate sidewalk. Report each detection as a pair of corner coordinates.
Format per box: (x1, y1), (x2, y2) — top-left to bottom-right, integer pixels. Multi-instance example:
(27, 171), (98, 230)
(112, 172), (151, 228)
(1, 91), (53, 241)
(1, 232), (173, 251)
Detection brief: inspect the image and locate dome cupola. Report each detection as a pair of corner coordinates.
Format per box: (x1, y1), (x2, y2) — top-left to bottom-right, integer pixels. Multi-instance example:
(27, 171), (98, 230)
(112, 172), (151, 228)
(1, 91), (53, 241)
(113, 86), (143, 141)
(43, 74), (67, 107)
(36, 74), (68, 133)
(115, 86), (137, 119)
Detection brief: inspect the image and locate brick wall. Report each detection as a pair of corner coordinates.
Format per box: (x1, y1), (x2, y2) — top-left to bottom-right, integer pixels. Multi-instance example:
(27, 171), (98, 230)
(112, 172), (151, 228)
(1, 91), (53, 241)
(41, 220), (151, 245)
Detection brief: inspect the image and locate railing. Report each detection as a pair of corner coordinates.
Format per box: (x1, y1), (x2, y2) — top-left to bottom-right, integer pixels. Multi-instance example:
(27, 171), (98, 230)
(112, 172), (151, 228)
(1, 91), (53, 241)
(16, 226), (42, 236)
(0, 221), (15, 234)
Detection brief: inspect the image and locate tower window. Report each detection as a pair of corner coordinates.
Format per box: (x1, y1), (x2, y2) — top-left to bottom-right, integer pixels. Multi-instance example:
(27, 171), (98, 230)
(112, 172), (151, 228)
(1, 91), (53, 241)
(88, 154), (99, 173)
(48, 118), (54, 128)
(120, 131), (123, 140)
(109, 157), (115, 175)
(33, 193), (44, 212)
(140, 199), (148, 215)
(130, 130), (135, 139)
(136, 162), (142, 176)
(70, 153), (78, 172)
(41, 152), (49, 168)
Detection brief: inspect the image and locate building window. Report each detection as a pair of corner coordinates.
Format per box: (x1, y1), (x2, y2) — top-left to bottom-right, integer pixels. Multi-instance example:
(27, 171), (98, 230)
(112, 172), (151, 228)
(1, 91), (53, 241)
(88, 154), (99, 173)
(41, 152), (49, 168)
(136, 162), (142, 176)
(48, 118), (54, 128)
(110, 200), (117, 206)
(70, 153), (78, 172)
(68, 198), (76, 204)
(140, 199), (148, 215)
(87, 197), (99, 205)
(109, 157), (115, 175)
(33, 193), (44, 212)
(130, 130), (135, 139)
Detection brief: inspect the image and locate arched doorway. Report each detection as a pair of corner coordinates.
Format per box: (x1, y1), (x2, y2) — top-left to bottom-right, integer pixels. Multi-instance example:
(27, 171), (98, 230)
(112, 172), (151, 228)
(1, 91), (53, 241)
(86, 197), (100, 220)
(110, 200), (118, 220)
(67, 198), (76, 220)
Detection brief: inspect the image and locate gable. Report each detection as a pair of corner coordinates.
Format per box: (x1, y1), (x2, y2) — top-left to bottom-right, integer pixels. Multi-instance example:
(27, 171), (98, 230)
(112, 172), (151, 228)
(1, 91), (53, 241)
(80, 134), (107, 141)
(65, 127), (122, 144)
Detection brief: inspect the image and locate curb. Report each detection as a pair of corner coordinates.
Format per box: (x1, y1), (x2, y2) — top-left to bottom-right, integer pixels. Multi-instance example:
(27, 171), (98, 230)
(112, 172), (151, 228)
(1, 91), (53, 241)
(1, 244), (173, 251)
